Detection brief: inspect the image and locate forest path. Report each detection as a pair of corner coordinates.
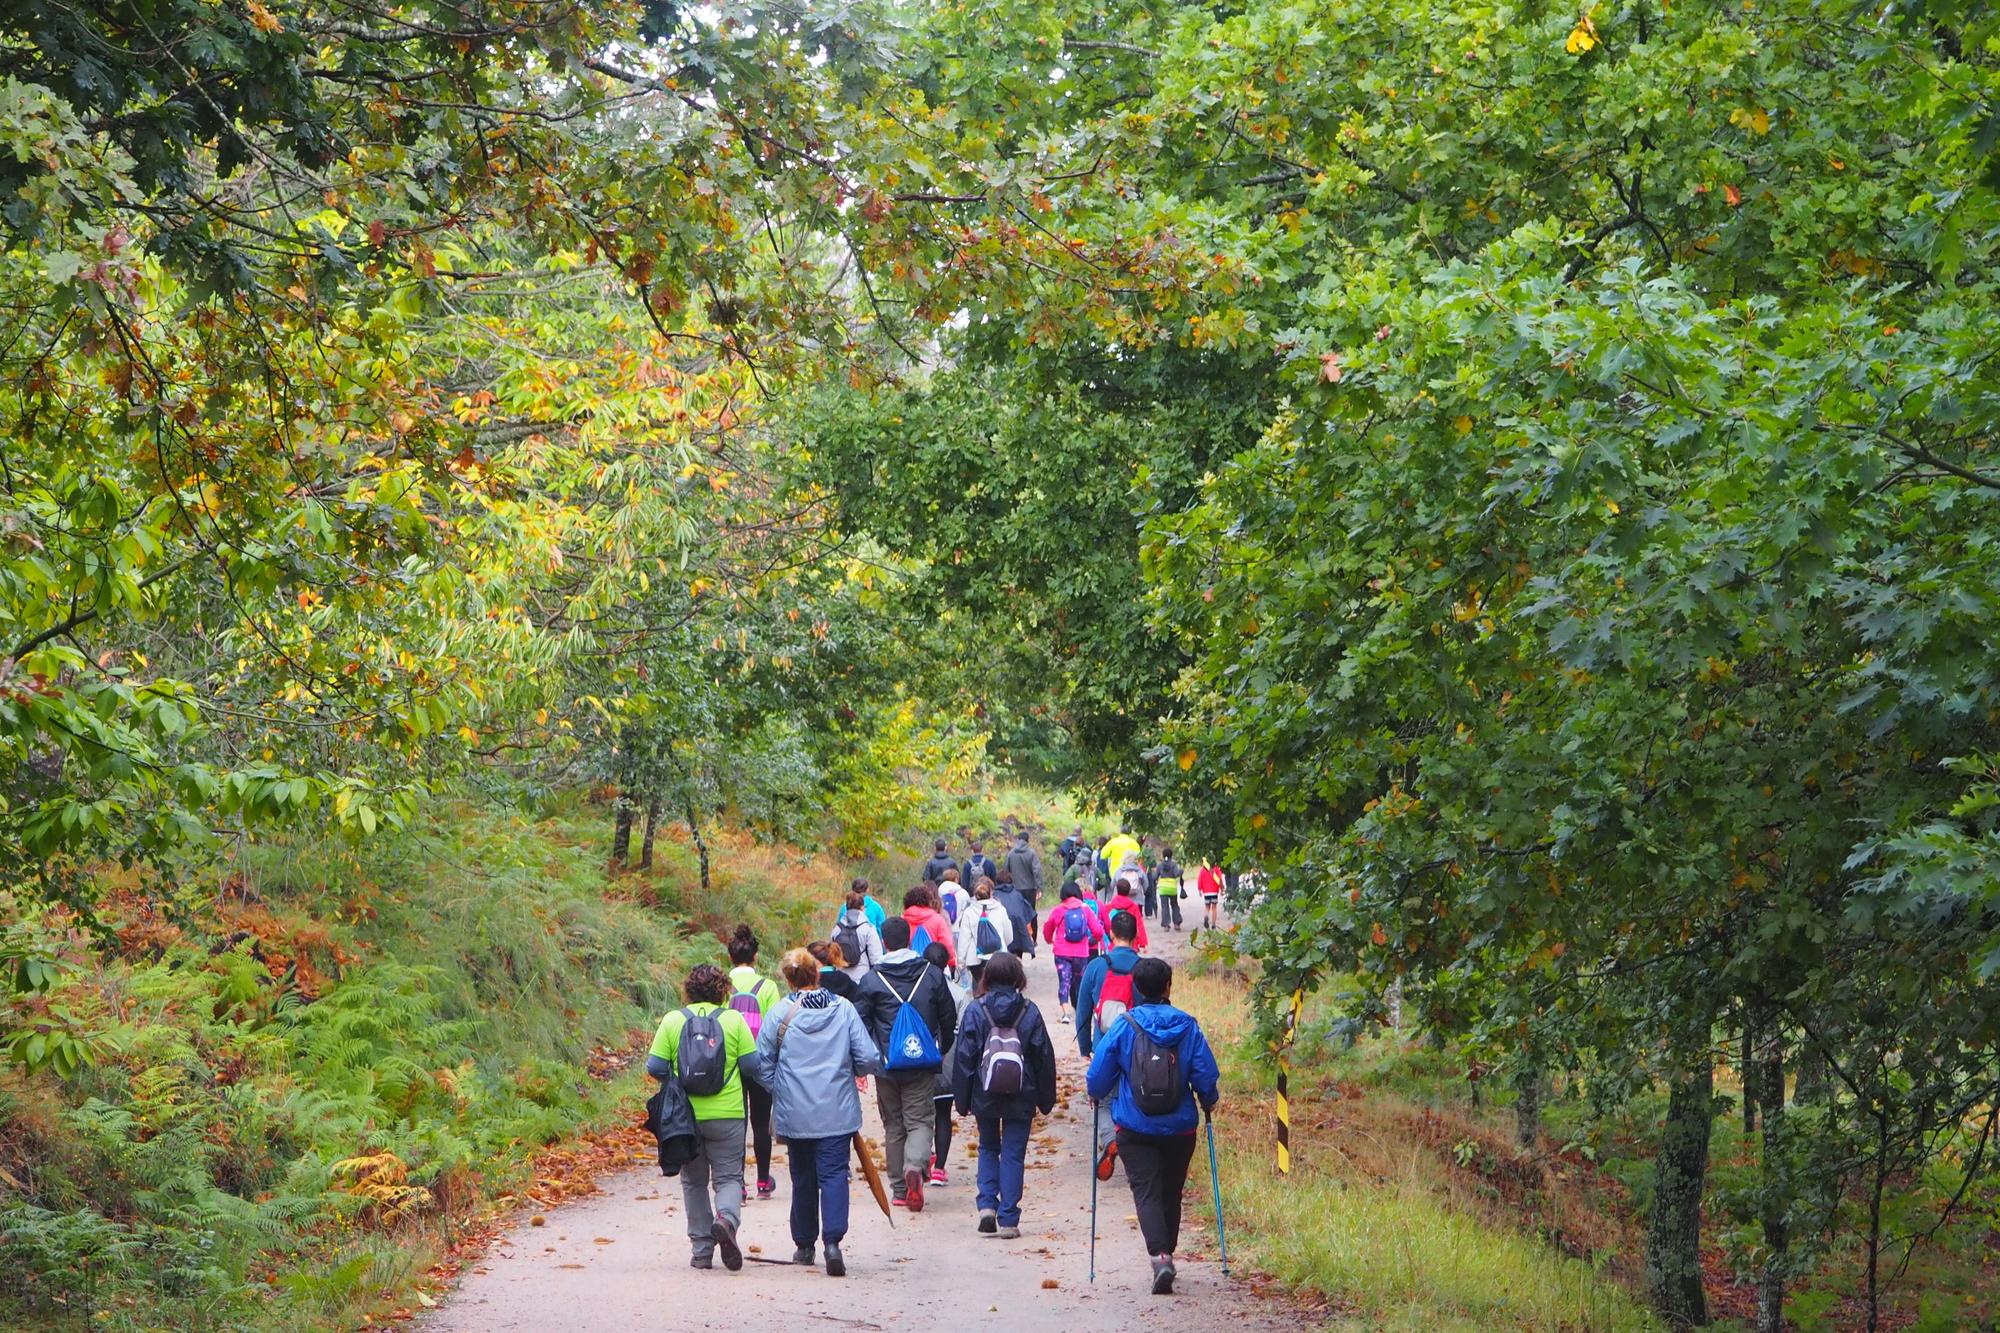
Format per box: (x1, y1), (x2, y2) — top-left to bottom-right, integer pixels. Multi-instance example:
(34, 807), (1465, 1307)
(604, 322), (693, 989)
(428, 905), (1297, 1332)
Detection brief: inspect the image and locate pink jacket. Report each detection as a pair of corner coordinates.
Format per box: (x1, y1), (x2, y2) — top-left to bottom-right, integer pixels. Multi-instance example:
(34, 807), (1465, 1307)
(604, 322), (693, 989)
(1042, 898), (1106, 959)
(903, 906), (958, 967)
(1099, 893), (1150, 949)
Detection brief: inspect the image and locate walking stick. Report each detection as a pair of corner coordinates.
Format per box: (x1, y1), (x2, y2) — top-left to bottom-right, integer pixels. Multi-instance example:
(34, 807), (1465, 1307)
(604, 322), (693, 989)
(1206, 1112), (1229, 1277)
(1088, 1100), (1100, 1284)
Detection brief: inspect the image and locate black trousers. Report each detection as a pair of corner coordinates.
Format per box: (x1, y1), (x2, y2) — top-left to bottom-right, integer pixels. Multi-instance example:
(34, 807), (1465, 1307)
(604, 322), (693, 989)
(1159, 892), (1183, 929)
(746, 1078), (775, 1183)
(1116, 1128), (1199, 1257)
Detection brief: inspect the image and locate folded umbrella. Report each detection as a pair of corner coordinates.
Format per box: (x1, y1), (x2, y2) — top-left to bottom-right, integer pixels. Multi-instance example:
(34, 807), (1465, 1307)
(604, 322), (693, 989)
(852, 1131), (895, 1227)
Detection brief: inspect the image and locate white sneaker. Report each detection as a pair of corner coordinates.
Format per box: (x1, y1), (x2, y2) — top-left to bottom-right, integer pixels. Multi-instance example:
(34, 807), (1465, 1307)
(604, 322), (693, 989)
(1059, 1012), (1072, 1025)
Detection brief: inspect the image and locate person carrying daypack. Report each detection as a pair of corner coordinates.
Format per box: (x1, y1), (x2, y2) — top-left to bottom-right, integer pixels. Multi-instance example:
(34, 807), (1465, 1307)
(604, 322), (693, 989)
(1074, 909), (1143, 1178)
(991, 871), (1037, 962)
(901, 884), (959, 968)
(754, 949), (882, 1277)
(1085, 957), (1221, 1296)
(833, 876), (888, 934)
(935, 867), (971, 927)
(1100, 877), (1151, 950)
(1003, 829), (1043, 912)
(725, 925), (782, 1199)
(923, 940), (969, 1188)
(832, 890), (884, 982)
(961, 840), (998, 896)
(955, 876), (1015, 985)
(950, 951), (1058, 1239)
(1153, 849), (1185, 931)
(922, 837), (958, 884)
(854, 918), (957, 1212)
(1058, 825), (1084, 869)
(1041, 883), (1105, 1024)
(646, 964), (769, 1271)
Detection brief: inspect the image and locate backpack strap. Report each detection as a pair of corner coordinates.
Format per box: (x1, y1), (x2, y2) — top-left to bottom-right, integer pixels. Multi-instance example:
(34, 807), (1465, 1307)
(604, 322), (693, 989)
(882, 963), (929, 1007)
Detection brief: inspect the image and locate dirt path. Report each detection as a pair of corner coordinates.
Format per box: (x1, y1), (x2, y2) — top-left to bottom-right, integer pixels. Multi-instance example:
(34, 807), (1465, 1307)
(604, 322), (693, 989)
(429, 913), (1295, 1332)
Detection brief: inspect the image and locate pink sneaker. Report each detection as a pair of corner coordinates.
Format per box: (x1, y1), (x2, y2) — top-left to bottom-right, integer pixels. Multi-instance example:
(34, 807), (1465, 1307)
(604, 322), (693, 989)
(930, 1166), (948, 1186)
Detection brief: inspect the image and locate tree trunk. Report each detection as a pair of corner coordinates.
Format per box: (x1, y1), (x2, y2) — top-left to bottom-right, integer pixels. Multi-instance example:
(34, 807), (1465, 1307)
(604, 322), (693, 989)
(1741, 1006), (1761, 1135)
(1514, 1062), (1543, 1151)
(1646, 1055), (1714, 1328)
(1755, 1020), (1788, 1333)
(610, 798), (634, 869)
(1793, 1034), (1829, 1106)
(638, 797), (660, 870)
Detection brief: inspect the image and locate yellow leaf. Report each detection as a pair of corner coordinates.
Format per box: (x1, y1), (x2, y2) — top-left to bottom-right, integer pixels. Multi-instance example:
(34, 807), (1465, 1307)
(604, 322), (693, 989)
(1565, 17), (1598, 54)
(1178, 748), (1197, 771)
(1453, 414), (1473, 435)
(1250, 812), (1269, 830)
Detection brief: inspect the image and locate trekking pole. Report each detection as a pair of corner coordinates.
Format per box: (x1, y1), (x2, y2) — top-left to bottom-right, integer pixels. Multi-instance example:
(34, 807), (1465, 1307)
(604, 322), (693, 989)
(1088, 1100), (1100, 1284)
(1206, 1111), (1229, 1277)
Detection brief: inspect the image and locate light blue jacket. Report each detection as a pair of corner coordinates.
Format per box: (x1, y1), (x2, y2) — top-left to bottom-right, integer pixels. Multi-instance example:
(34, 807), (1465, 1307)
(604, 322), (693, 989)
(753, 991), (882, 1140)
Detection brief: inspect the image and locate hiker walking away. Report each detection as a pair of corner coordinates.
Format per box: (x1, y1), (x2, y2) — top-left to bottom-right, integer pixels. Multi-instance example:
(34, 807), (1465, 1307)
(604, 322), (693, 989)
(902, 884), (960, 969)
(808, 940), (862, 1004)
(961, 839), (998, 895)
(1074, 909), (1143, 1179)
(1198, 863), (1225, 930)
(1041, 883), (1106, 1024)
(1085, 957), (1221, 1296)
(955, 876), (1015, 987)
(991, 870), (1037, 962)
(854, 918), (957, 1212)
(1058, 824), (1084, 870)
(832, 890), (884, 982)
(1064, 838), (1097, 893)
(951, 951), (1058, 1239)
(755, 948), (881, 1277)
(935, 867), (971, 930)
(1004, 829), (1043, 915)
(836, 876), (888, 934)
(1153, 848), (1186, 932)
(725, 925), (782, 1199)
(647, 964), (769, 1272)
(1100, 875), (1151, 950)
(925, 941), (969, 1188)
(922, 837), (958, 884)
(1100, 827), (1142, 891)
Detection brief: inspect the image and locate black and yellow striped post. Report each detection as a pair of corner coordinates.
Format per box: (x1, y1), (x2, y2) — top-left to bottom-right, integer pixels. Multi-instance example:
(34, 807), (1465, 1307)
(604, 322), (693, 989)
(1275, 987), (1303, 1174)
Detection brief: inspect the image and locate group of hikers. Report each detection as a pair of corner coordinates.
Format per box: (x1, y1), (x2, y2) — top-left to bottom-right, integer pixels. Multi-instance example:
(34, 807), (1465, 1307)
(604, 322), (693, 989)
(645, 826), (1228, 1297)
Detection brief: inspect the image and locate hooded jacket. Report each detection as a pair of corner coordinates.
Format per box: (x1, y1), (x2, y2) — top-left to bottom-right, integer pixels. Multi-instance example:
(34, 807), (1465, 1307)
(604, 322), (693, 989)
(1085, 1002), (1220, 1137)
(754, 990), (882, 1139)
(955, 897), (1015, 967)
(1098, 892), (1150, 949)
(902, 904), (959, 967)
(1073, 944), (1141, 1058)
(951, 985), (1058, 1120)
(832, 909), (884, 981)
(922, 851), (958, 882)
(991, 883), (1036, 952)
(854, 951), (957, 1080)
(1004, 841), (1043, 903)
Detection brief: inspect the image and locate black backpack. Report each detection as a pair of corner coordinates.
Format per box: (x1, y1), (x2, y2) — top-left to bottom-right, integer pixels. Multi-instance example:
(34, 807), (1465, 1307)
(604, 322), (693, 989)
(832, 912), (866, 970)
(644, 1079), (699, 1176)
(675, 1008), (729, 1097)
(1129, 1025), (1184, 1117)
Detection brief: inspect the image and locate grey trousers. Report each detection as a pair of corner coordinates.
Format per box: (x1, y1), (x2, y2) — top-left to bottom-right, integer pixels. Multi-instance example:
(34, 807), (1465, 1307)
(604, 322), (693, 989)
(876, 1070), (938, 1191)
(680, 1117), (746, 1258)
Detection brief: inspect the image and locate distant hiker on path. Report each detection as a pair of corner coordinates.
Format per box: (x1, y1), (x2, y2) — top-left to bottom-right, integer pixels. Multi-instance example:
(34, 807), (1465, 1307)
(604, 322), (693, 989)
(754, 948), (882, 1277)
(1197, 863), (1225, 931)
(1058, 825), (1085, 869)
(1153, 848), (1185, 932)
(725, 925), (782, 1200)
(951, 951), (1058, 1239)
(935, 866), (971, 927)
(955, 875), (1015, 985)
(855, 918), (958, 1213)
(1004, 828), (1043, 909)
(1100, 828), (1142, 888)
(961, 840), (999, 895)
(1075, 908), (1144, 1179)
(902, 884), (960, 969)
(991, 869), (1037, 962)
(1042, 883), (1106, 1023)
(838, 876), (888, 932)
(646, 964), (769, 1272)
(833, 889), (884, 982)
(1086, 957), (1222, 1297)
(1101, 876), (1150, 950)
(922, 838), (958, 884)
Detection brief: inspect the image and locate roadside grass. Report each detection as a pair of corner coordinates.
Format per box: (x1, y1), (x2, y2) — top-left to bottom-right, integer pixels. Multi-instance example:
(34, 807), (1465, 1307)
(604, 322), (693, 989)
(1173, 969), (1662, 1333)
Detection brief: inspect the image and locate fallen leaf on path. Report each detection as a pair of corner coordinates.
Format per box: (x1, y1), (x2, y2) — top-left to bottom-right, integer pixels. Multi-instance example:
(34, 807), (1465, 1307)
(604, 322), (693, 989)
(592, 1237), (614, 1245)
(558, 1264), (585, 1270)
(1042, 1278), (1061, 1289)
(529, 1215), (546, 1227)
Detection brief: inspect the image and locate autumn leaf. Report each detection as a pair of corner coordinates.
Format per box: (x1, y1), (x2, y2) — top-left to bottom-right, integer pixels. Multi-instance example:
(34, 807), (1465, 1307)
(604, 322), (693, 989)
(1452, 414), (1473, 435)
(1729, 106), (1772, 136)
(1565, 11), (1599, 54)
(1178, 748), (1197, 771)
(1724, 183), (1743, 207)
(1319, 350), (1343, 383)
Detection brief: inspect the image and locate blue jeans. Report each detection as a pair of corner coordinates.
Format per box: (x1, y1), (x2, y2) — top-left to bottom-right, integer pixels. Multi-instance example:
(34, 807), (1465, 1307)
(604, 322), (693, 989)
(785, 1135), (851, 1249)
(975, 1115), (1032, 1227)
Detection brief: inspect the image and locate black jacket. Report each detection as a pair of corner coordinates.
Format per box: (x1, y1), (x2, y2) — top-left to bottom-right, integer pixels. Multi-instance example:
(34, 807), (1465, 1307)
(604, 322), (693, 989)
(922, 852), (958, 883)
(952, 985), (1058, 1120)
(991, 884), (1035, 952)
(854, 954), (957, 1080)
(819, 968), (861, 1005)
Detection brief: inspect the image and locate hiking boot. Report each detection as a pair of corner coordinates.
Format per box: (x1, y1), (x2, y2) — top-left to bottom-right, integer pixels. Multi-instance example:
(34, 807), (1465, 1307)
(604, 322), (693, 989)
(711, 1218), (742, 1272)
(690, 1254), (713, 1270)
(756, 1178), (776, 1200)
(997, 1224), (1021, 1239)
(1151, 1255), (1177, 1295)
(792, 1245), (815, 1265)
(1095, 1138), (1119, 1182)
(823, 1243), (846, 1278)
(903, 1168), (925, 1213)
(977, 1209), (998, 1235)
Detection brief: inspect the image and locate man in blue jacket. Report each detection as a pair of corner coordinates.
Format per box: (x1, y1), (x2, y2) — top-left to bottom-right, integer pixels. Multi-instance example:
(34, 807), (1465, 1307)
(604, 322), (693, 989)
(1085, 956), (1221, 1296)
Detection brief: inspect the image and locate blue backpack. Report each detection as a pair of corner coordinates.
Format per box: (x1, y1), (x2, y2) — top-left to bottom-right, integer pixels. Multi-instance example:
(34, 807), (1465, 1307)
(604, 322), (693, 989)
(910, 923), (935, 955)
(1063, 903), (1090, 943)
(882, 966), (942, 1073)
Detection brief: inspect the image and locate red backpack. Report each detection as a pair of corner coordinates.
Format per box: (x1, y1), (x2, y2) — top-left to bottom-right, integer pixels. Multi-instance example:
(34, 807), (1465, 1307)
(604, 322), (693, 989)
(1094, 964), (1137, 1038)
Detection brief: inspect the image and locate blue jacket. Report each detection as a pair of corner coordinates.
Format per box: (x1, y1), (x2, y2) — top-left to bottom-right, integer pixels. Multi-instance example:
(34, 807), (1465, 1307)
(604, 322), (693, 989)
(1074, 945), (1141, 1058)
(951, 985), (1059, 1121)
(753, 991), (882, 1139)
(1085, 1003), (1221, 1136)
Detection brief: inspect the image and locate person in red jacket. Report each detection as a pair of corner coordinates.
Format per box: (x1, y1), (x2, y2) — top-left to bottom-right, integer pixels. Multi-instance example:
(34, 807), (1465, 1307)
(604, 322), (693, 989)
(1099, 876), (1150, 950)
(902, 885), (959, 969)
(1197, 863), (1226, 930)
